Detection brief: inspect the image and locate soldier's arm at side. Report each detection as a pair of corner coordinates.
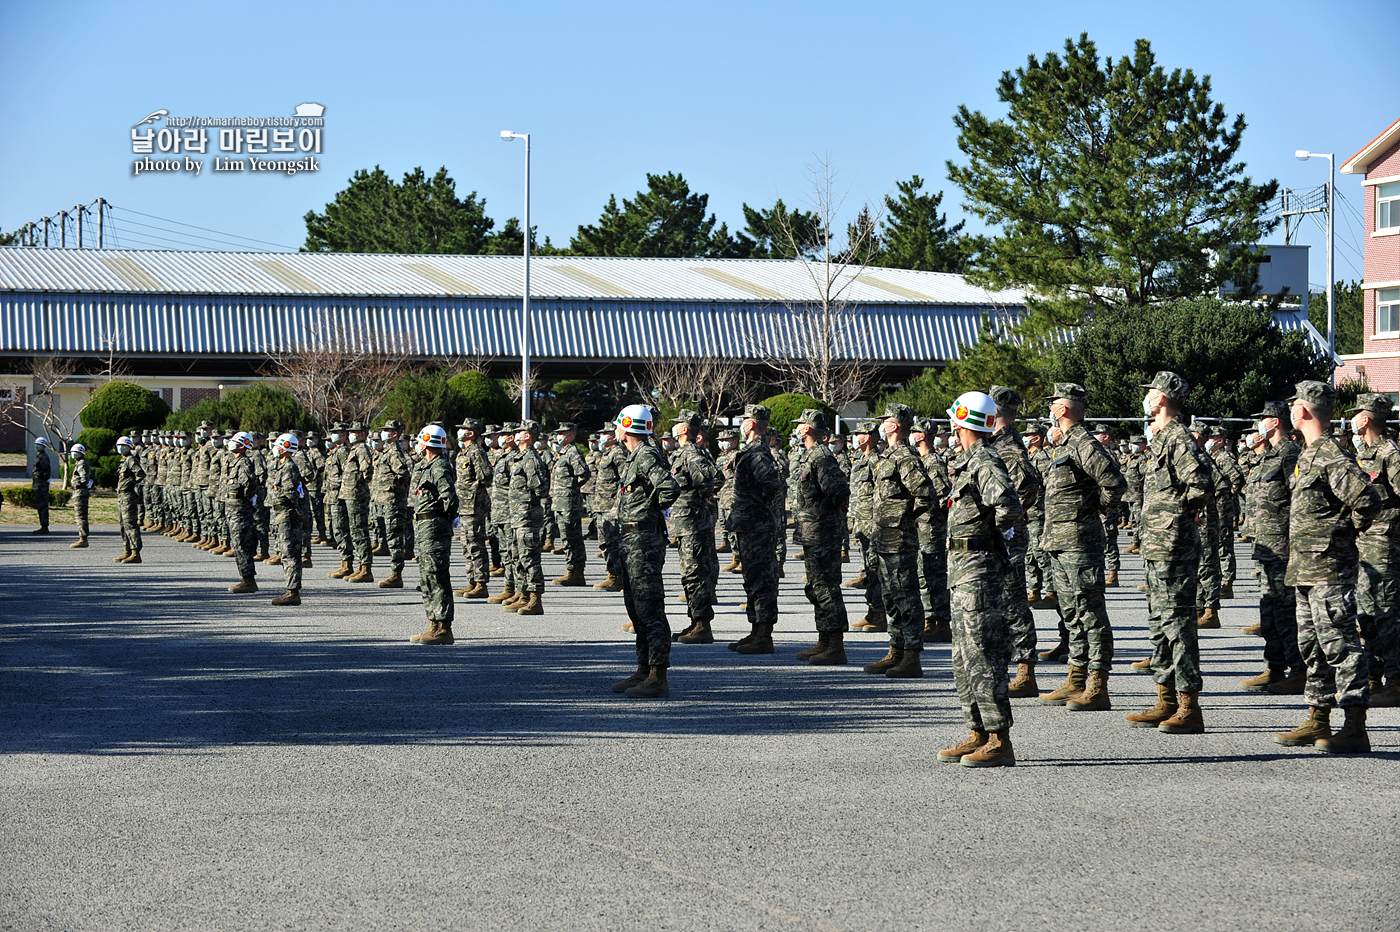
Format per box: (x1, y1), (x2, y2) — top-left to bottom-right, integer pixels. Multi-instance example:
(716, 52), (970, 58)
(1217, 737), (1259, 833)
(1084, 438), (1128, 509)
(1334, 455), (1382, 534)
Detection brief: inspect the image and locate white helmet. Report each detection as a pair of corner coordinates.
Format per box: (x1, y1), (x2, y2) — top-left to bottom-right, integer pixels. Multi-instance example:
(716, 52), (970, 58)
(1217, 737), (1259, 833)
(230, 431), (253, 450)
(70, 443), (86, 458)
(418, 424), (448, 450)
(274, 432), (299, 454)
(116, 435), (134, 451)
(615, 404), (654, 435)
(35, 437), (49, 448)
(947, 391), (997, 433)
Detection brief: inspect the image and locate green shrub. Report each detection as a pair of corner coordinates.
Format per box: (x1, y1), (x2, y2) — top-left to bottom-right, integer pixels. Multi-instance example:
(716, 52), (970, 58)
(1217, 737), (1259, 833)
(163, 383), (316, 434)
(81, 381), (169, 430)
(3, 486), (72, 508)
(165, 395), (236, 432)
(379, 368), (469, 432)
(448, 371), (514, 424)
(76, 427), (118, 458)
(758, 393), (835, 447)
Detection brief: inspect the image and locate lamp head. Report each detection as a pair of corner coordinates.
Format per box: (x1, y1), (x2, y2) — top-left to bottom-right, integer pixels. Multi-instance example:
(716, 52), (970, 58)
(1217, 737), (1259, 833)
(501, 130), (515, 141)
(1295, 149), (1312, 160)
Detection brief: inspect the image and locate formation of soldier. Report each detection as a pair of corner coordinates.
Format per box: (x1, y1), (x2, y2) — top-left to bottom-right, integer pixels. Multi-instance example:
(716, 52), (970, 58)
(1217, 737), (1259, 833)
(27, 371), (1398, 758)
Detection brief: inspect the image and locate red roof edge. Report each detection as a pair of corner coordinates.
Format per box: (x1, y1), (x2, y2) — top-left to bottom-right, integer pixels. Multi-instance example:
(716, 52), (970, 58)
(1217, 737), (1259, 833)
(1341, 116), (1400, 175)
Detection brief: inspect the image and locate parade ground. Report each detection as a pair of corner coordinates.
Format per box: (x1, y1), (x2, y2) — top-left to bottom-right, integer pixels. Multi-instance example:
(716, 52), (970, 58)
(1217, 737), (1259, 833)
(2, 524), (1397, 932)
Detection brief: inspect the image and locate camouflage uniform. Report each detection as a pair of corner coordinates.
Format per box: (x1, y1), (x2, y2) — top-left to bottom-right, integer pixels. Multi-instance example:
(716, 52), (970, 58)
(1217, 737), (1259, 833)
(1247, 413), (1304, 675)
(716, 433), (740, 555)
(268, 453), (305, 593)
(304, 436), (327, 542)
(117, 447), (145, 554)
(455, 423), (494, 588)
(871, 405), (934, 654)
(792, 411), (849, 634)
(324, 427), (348, 554)
(509, 428), (550, 594)
(223, 450), (259, 579)
(1211, 442), (1245, 585)
(339, 429), (375, 570)
(618, 437), (682, 667)
(370, 429), (412, 575)
(32, 443), (52, 529)
(848, 428), (885, 622)
(1123, 443), (1146, 547)
(1026, 442), (1051, 593)
(670, 412), (721, 631)
(770, 435), (791, 567)
(947, 434), (1023, 732)
(916, 431), (952, 630)
(1194, 436), (1224, 613)
(491, 434), (519, 591)
(412, 452), (460, 628)
(1352, 396), (1400, 688)
(1093, 426), (1121, 578)
(290, 442), (315, 561)
(249, 440), (270, 557)
(549, 428), (592, 576)
(727, 409), (785, 632)
(988, 400), (1042, 665)
(593, 439), (626, 581)
(71, 456), (93, 541)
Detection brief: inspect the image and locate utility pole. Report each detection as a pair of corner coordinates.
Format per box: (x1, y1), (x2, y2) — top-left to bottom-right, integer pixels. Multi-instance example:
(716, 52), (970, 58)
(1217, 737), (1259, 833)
(76, 204), (84, 249)
(97, 199), (105, 248)
(58, 210), (67, 248)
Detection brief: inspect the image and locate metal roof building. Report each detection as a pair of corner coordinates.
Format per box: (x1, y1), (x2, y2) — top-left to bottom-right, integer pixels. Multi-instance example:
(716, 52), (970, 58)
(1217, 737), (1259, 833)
(0, 248), (1025, 378)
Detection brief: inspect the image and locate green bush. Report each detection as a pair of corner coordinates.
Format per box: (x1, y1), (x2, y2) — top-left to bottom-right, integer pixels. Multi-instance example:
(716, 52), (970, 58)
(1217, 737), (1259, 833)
(4, 486), (72, 508)
(81, 381), (169, 430)
(76, 427), (120, 488)
(163, 384), (316, 434)
(758, 393), (835, 447)
(448, 370), (514, 424)
(378, 368), (469, 432)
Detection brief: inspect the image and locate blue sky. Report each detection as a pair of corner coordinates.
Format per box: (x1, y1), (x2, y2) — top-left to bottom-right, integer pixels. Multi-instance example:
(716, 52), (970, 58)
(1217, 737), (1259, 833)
(1, 0), (1396, 287)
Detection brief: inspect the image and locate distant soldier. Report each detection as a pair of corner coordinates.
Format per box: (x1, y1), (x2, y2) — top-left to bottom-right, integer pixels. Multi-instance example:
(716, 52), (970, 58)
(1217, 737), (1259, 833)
(1191, 425), (1225, 628)
(1024, 431), (1049, 601)
(370, 420), (412, 589)
(1348, 394), (1400, 708)
(1207, 430), (1245, 597)
(267, 433), (306, 606)
(910, 417), (952, 642)
(863, 403), (935, 679)
(69, 443), (94, 548)
(1123, 435), (1147, 554)
(31, 437), (53, 534)
(223, 432), (260, 594)
(114, 435), (145, 563)
(304, 431), (327, 544)
(549, 422), (592, 586)
(1092, 424), (1122, 587)
(608, 405), (681, 698)
(1037, 385), (1127, 709)
(769, 429), (791, 574)
(505, 420), (549, 615)
(409, 425), (461, 646)
(325, 423), (350, 574)
(937, 392), (1023, 768)
(831, 431), (853, 562)
(248, 432), (271, 561)
(1272, 381), (1381, 754)
(453, 418), (494, 598)
(792, 409), (851, 665)
(486, 425), (521, 605)
(716, 428), (741, 567)
(340, 422), (376, 583)
(1126, 372), (1212, 732)
(727, 404), (786, 654)
(988, 386), (1043, 698)
(848, 420), (886, 631)
(670, 410), (721, 644)
(591, 429), (627, 593)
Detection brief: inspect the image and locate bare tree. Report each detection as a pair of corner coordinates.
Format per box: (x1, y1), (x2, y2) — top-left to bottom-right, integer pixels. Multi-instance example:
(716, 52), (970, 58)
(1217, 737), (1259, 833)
(3, 356), (85, 486)
(97, 325), (130, 383)
(266, 316), (418, 428)
(633, 354), (751, 421)
(753, 158), (884, 419)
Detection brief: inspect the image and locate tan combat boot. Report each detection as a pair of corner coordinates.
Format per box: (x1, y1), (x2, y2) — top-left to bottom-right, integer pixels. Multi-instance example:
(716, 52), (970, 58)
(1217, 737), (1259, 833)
(1035, 591), (1059, 611)
(1126, 541), (1140, 554)
(1026, 588), (1042, 607)
(412, 622), (455, 645)
(328, 560), (352, 579)
(1273, 706), (1330, 746)
(885, 648), (923, 678)
(855, 612), (888, 632)
(1126, 684), (1178, 728)
(796, 632), (829, 661)
(1241, 668), (1285, 692)
(960, 730), (1015, 768)
(1220, 581), (1235, 600)
(125, 552), (142, 564)
(808, 630), (847, 666)
(863, 647), (904, 674)
(301, 555), (312, 568)
(271, 589), (301, 606)
(487, 585), (516, 604)
(1266, 668), (1306, 695)
(735, 623), (774, 654)
(611, 661), (649, 693)
(722, 556), (741, 573)
(1131, 656), (1152, 669)
(503, 590), (528, 611)
(515, 592), (543, 615)
(115, 549), (131, 563)
(553, 568), (587, 587)
(593, 573), (616, 590)
(678, 621), (714, 645)
(453, 584), (472, 596)
(465, 583), (490, 599)
(540, 538), (555, 553)
(228, 575), (258, 594)
(1039, 666), (1087, 705)
(1315, 707), (1369, 754)
(1241, 622), (1263, 636)
(1038, 634), (1069, 663)
(1066, 670), (1112, 711)
(1007, 662), (1040, 698)
(937, 730), (989, 762)
(1157, 690), (1204, 733)
(625, 665), (670, 698)
(70, 538), (88, 549)
(346, 563), (375, 583)
(844, 570), (867, 588)
(265, 552), (282, 566)
(1196, 607), (1221, 629)
(378, 571), (403, 589)
(489, 564), (505, 577)
(1105, 570), (1119, 588)
(924, 620), (952, 643)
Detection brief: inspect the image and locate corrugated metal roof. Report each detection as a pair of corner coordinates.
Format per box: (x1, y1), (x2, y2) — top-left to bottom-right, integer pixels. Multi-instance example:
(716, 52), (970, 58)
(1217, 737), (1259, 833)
(0, 247), (1025, 307)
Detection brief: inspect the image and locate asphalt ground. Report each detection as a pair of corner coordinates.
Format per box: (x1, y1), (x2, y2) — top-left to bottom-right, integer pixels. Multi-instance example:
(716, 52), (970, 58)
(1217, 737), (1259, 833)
(2, 524), (1397, 932)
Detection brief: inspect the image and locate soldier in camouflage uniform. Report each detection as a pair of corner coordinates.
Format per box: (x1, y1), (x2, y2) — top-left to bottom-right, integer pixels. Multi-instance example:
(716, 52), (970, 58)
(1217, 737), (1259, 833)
(848, 420), (887, 631)
(608, 405), (682, 698)
(1208, 430), (1245, 596)
(452, 418), (494, 598)
(716, 429), (741, 568)
(1239, 401), (1305, 693)
(591, 430), (626, 593)
(115, 435), (145, 563)
(1024, 431), (1047, 599)
(1037, 385), (1127, 708)
(727, 404), (786, 654)
(267, 433), (305, 606)
(769, 429), (790, 575)
(370, 420), (412, 589)
(249, 433), (272, 561)
(505, 420), (550, 615)
(864, 403), (935, 679)
(936, 392), (1023, 767)
(1191, 425), (1225, 628)
(988, 386), (1044, 698)
(304, 432), (327, 544)
(830, 431), (853, 561)
(669, 410), (722, 645)
(1271, 381), (1381, 754)
(324, 424), (351, 574)
(1125, 372), (1213, 732)
(487, 425), (522, 603)
(1092, 424), (1122, 586)
(340, 422), (376, 583)
(69, 444), (93, 547)
(31, 437), (52, 534)
(549, 422), (592, 586)
(223, 432), (260, 594)
(791, 410), (851, 665)
(1122, 435), (1146, 554)
(409, 425), (461, 646)
(911, 418), (952, 643)
(1348, 394), (1400, 708)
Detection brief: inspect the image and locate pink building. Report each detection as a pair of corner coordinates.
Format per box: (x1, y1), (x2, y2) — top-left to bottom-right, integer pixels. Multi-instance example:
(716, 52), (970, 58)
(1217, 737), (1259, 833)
(1335, 116), (1400, 396)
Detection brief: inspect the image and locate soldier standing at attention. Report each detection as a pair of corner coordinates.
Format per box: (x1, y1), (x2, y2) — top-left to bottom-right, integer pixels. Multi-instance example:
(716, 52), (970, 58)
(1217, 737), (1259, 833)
(268, 433), (305, 606)
(453, 419), (494, 599)
(1207, 430), (1245, 598)
(341, 422), (376, 584)
(506, 420), (550, 616)
(114, 435), (145, 563)
(1024, 431), (1049, 601)
(549, 422), (592, 586)
(1037, 385), (1127, 708)
(670, 410), (722, 645)
(1191, 425), (1226, 629)
(371, 420), (412, 589)
(716, 429), (741, 569)
(31, 437), (53, 534)
(831, 431), (853, 562)
(409, 425), (461, 646)
(910, 417), (952, 642)
(325, 424), (350, 574)
(863, 403), (935, 679)
(988, 386), (1044, 698)
(68, 444), (93, 548)
(1125, 372), (1213, 732)
(848, 420), (887, 632)
(727, 404), (787, 655)
(1123, 435), (1147, 554)
(248, 433), (271, 562)
(591, 429), (627, 593)
(487, 425), (521, 605)
(609, 405), (682, 698)
(1272, 381), (1381, 753)
(224, 432), (261, 594)
(288, 431), (315, 568)
(1350, 394), (1400, 707)
(792, 410), (851, 665)
(1092, 424), (1122, 587)
(937, 392), (1023, 767)
(304, 431), (328, 544)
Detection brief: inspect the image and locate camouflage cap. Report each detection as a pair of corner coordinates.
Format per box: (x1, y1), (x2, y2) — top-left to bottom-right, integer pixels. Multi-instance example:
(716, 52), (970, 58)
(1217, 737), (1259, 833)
(554, 421), (578, 433)
(717, 427), (739, 440)
(882, 402), (915, 427)
(1193, 424), (1213, 440)
(501, 421), (519, 433)
(458, 417), (483, 432)
(1251, 400), (1290, 420)
(911, 416), (936, 436)
(989, 385), (1022, 412)
(349, 421), (366, 432)
(198, 420), (214, 429)
(518, 419), (541, 433)
(307, 430), (320, 439)
(1350, 393), (1394, 416)
(1286, 380), (1336, 410)
(743, 403), (771, 423)
(674, 409), (705, 432)
(853, 418), (879, 435)
(1092, 423), (1114, 440)
(1048, 383), (1089, 404)
(331, 421), (350, 431)
(796, 409), (829, 433)
(1142, 370), (1190, 402)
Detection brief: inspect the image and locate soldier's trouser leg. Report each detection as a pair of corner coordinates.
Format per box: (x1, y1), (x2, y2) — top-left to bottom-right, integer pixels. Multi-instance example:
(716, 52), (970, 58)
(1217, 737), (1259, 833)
(33, 483), (49, 528)
(257, 504), (270, 553)
(73, 494), (89, 539)
(488, 530), (501, 568)
(332, 500), (351, 561)
(275, 512), (303, 590)
(119, 493), (141, 552)
(372, 503), (386, 548)
(187, 490), (201, 537)
(347, 498), (371, 567)
(1129, 503), (1143, 544)
(876, 549), (924, 652)
(1258, 559), (1303, 670)
(1146, 558), (1202, 693)
(386, 498), (407, 572)
(929, 536), (950, 624)
(1002, 528), (1035, 664)
(514, 525), (545, 593)
(773, 507), (787, 565)
(601, 518), (622, 577)
(1296, 583), (1369, 709)
(1103, 515), (1120, 574)
(311, 492), (327, 540)
(1196, 509), (1221, 609)
(918, 548), (937, 615)
(857, 533), (883, 615)
(803, 538), (847, 633)
(734, 527), (778, 627)
(622, 529), (671, 668)
(418, 534), (454, 625)
(464, 513), (490, 585)
(555, 508), (585, 572)
(678, 533), (717, 625)
(952, 577), (1013, 732)
(499, 524), (518, 590)
(1218, 504), (1237, 583)
(1046, 549), (1113, 672)
(299, 498), (313, 558)
(229, 507), (257, 578)
(1025, 519), (1044, 592)
(1356, 562), (1400, 681)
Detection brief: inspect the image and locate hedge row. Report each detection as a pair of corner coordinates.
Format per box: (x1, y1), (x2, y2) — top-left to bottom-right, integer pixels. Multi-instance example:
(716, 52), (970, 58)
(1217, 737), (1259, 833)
(3, 486), (73, 508)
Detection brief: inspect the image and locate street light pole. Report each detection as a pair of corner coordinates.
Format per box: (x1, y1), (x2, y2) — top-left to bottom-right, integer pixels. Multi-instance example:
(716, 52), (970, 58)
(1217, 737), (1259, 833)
(502, 130), (531, 419)
(1296, 149), (1336, 376)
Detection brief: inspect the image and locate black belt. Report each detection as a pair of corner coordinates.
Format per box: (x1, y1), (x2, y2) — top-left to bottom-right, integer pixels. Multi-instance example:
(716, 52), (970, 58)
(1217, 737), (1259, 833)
(621, 520), (658, 534)
(948, 537), (994, 552)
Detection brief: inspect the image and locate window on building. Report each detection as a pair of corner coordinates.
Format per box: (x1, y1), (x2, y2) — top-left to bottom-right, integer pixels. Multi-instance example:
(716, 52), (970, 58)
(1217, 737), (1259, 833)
(1380, 182), (1400, 232)
(1379, 287), (1400, 337)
